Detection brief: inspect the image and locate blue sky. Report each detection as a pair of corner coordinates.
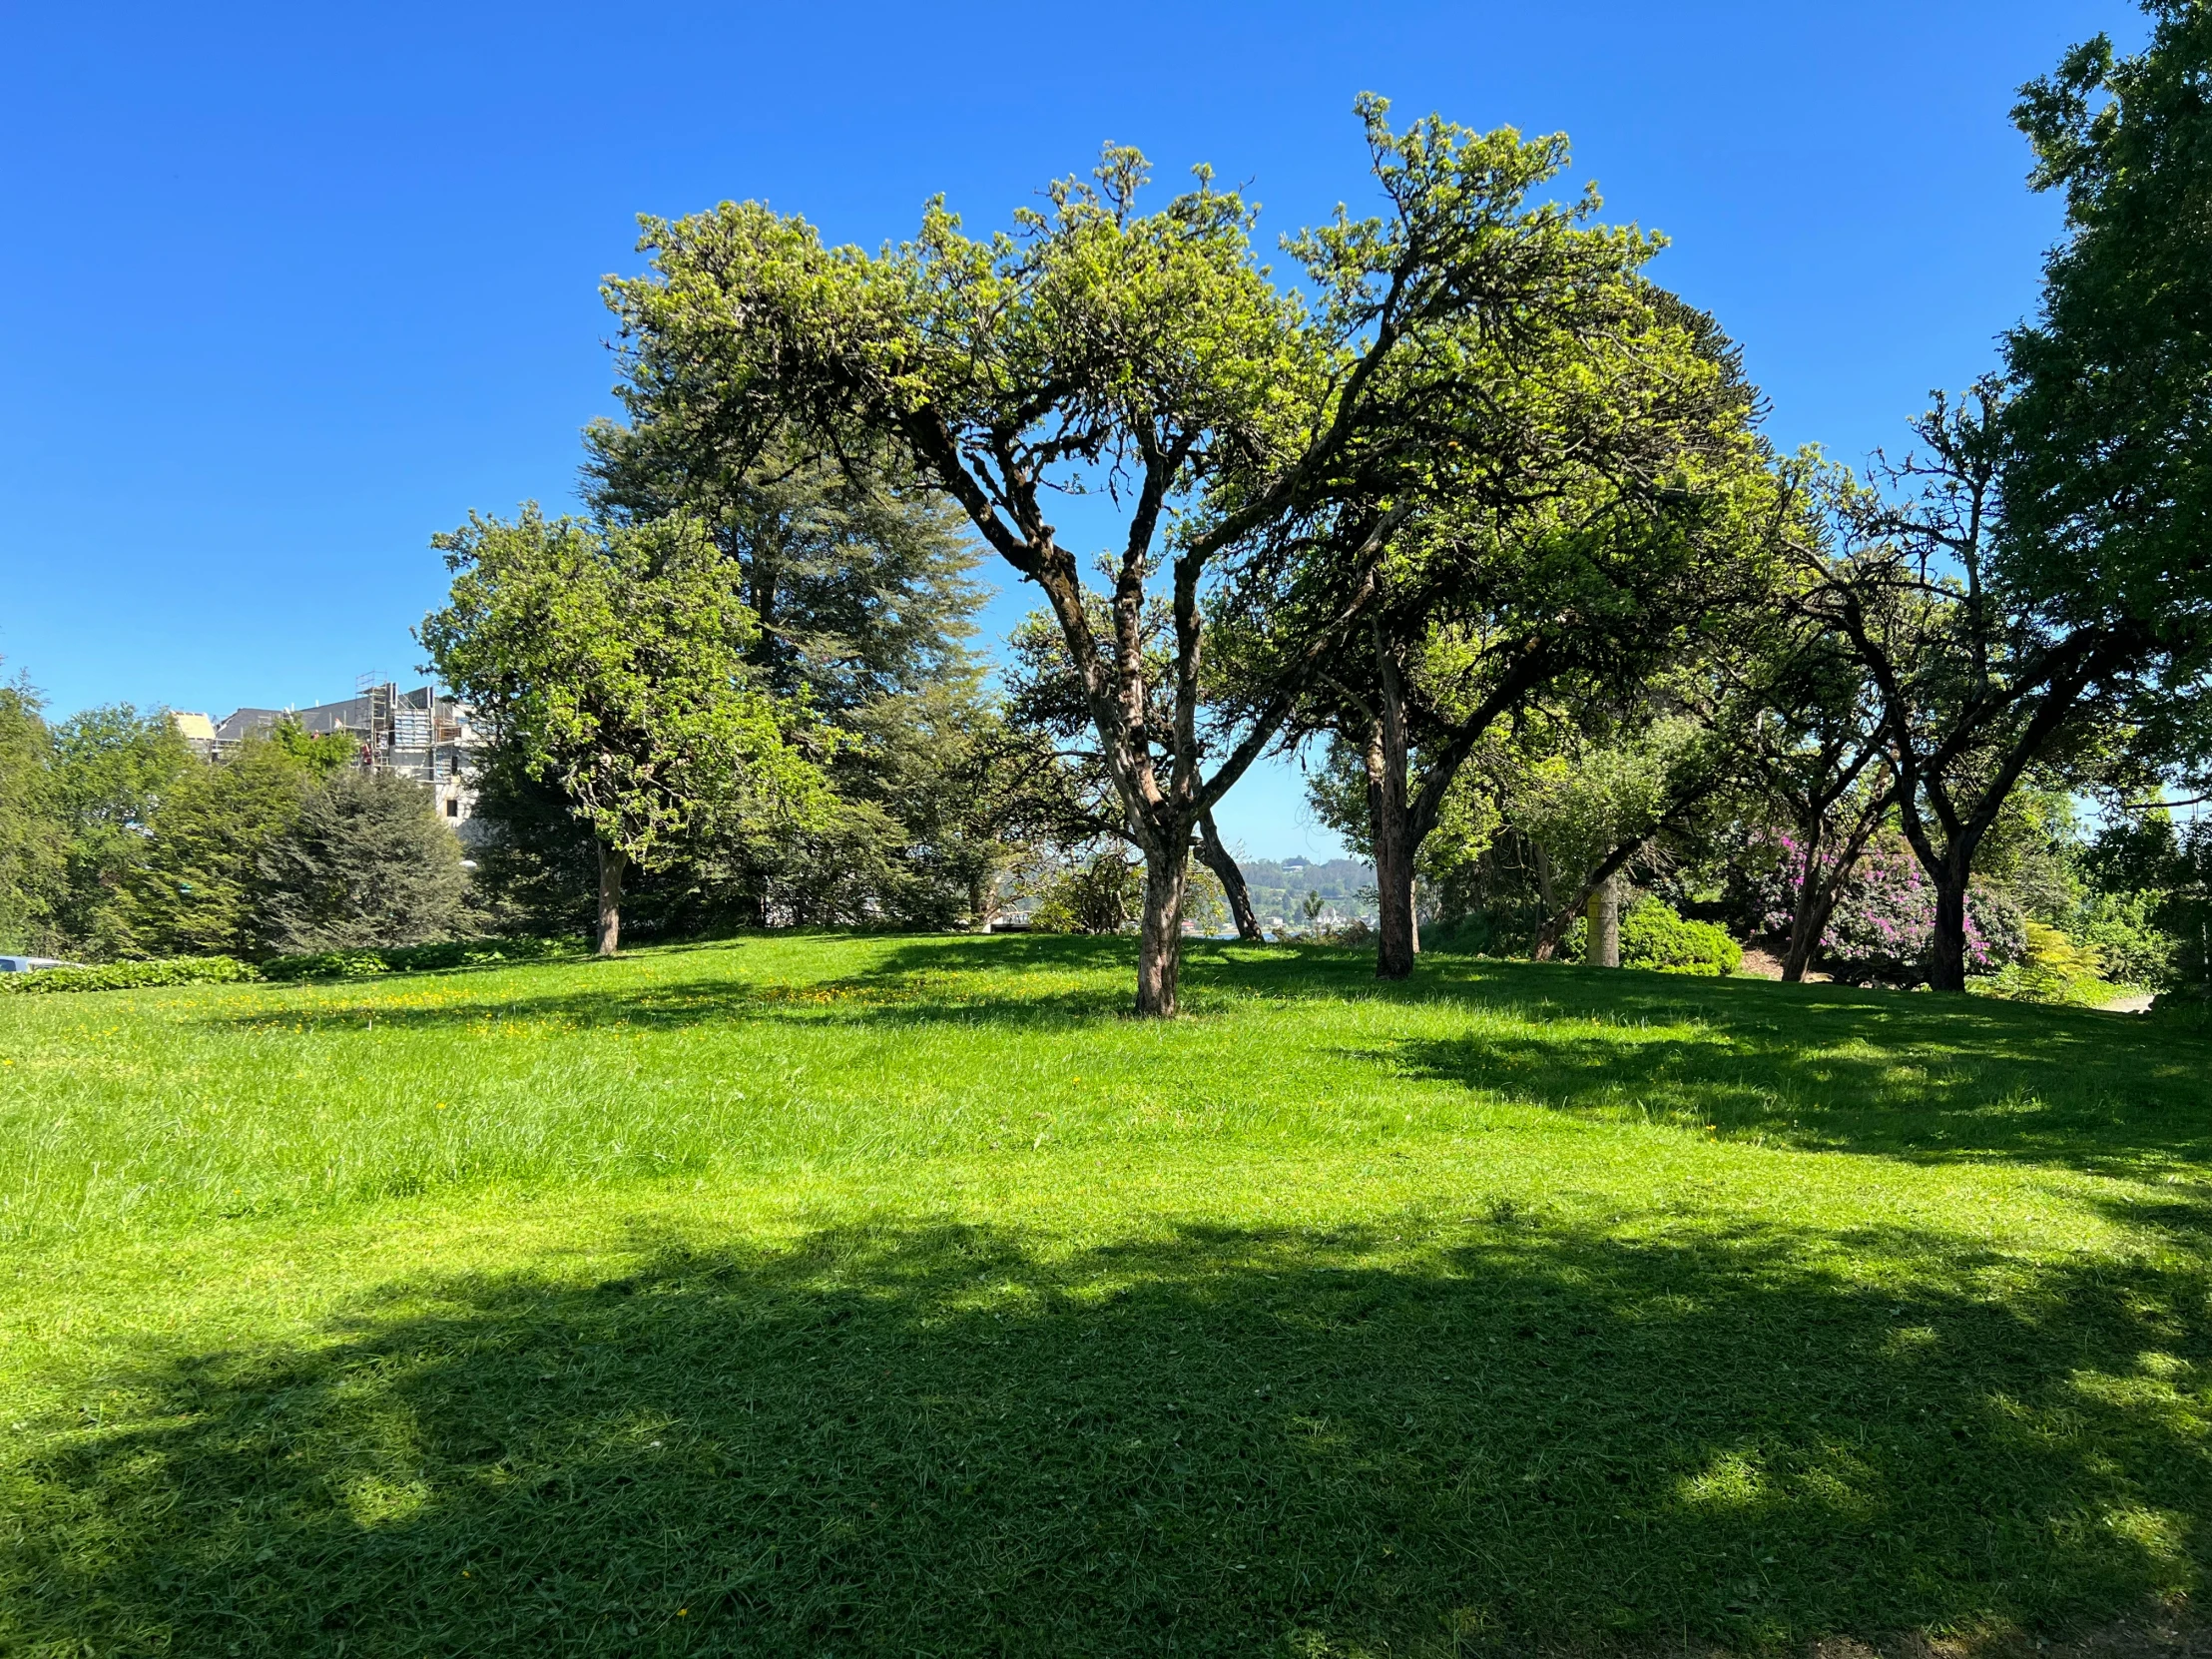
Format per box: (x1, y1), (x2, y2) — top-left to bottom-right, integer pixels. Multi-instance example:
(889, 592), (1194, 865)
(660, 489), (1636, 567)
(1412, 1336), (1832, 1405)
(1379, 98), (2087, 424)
(0, 1), (2131, 858)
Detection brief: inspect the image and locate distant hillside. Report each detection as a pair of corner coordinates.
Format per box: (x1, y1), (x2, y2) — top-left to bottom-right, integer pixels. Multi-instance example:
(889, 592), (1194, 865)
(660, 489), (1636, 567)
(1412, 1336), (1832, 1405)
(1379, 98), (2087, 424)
(1232, 856), (1377, 927)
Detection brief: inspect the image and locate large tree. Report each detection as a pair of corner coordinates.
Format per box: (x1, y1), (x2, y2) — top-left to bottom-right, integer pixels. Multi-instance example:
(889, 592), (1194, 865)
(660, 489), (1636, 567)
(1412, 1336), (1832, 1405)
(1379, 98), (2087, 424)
(1796, 2), (2212, 993)
(2003, 1), (2212, 690)
(1252, 296), (1790, 978)
(602, 98), (1659, 1013)
(1801, 392), (2147, 990)
(419, 508), (826, 955)
(582, 429), (984, 720)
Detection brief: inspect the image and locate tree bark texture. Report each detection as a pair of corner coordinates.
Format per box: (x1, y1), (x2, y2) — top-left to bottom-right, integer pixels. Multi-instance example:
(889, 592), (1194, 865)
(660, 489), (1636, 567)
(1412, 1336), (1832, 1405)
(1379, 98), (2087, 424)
(1929, 865), (1969, 993)
(1135, 844), (1190, 1017)
(1586, 876), (1620, 967)
(1197, 811), (1263, 942)
(1367, 639), (1417, 981)
(595, 841), (629, 957)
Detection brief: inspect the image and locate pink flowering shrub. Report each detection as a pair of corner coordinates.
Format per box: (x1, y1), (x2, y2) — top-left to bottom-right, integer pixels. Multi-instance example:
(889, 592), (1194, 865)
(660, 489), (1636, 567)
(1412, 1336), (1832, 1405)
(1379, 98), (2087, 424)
(1745, 832), (2025, 985)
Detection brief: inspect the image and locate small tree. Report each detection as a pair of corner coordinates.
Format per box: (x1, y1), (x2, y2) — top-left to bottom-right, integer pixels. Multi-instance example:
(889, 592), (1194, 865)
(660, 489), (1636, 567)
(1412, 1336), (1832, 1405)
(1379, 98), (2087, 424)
(255, 770), (470, 954)
(419, 507), (826, 955)
(1802, 397), (2142, 991)
(48, 704), (195, 957)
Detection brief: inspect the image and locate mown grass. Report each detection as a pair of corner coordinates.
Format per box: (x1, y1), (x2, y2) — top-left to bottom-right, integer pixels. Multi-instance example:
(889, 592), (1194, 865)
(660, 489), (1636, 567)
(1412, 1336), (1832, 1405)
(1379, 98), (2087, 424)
(0, 933), (2207, 1655)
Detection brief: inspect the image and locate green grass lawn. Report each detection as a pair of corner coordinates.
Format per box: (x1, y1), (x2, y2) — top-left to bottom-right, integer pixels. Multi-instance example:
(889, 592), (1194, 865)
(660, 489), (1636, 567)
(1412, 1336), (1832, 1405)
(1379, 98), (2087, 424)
(0, 934), (2207, 1656)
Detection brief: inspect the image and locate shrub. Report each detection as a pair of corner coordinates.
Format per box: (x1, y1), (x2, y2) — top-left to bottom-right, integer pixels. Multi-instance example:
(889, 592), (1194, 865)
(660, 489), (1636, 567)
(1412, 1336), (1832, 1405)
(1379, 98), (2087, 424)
(1978, 920), (2130, 1007)
(2075, 889), (2175, 989)
(1028, 854), (1142, 935)
(0, 955), (260, 994)
(1619, 900), (1742, 977)
(254, 769), (471, 954)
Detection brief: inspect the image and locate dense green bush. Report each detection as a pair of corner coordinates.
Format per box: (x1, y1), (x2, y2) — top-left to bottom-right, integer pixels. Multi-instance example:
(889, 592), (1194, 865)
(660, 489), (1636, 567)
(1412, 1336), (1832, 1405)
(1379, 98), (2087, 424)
(1978, 921), (2115, 1006)
(0, 955), (259, 994)
(2075, 889), (2177, 989)
(1620, 900), (1742, 977)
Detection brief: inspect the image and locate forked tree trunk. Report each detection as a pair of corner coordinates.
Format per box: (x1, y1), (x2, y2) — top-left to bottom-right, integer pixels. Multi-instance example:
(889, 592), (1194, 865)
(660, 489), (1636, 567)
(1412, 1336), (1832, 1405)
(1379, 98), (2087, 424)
(1780, 804), (1886, 983)
(1781, 883), (1837, 983)
(1586, 876), (1621, 967)
(1135, 843), (1190, 1017)
(595, 841), (628, 957)
(1781, 819), (1830, 983)
(1197, 811), (1263, 942)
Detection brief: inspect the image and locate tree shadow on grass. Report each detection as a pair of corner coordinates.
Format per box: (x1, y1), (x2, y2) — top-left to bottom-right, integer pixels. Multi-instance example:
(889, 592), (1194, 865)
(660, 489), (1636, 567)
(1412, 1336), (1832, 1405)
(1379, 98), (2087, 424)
(6, 1211), (2208, 1657)
(1390, 961), (2212, 1177)
(216, 938), (2212, 1179)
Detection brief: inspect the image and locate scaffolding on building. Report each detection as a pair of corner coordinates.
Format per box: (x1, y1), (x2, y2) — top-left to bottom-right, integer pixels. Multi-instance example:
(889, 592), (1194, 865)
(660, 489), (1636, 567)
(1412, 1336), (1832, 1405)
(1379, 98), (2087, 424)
(203, 681), (483, 827)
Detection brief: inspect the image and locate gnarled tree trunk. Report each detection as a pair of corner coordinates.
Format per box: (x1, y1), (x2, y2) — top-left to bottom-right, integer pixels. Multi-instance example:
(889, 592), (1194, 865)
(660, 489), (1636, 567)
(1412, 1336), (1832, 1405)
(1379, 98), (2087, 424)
(1929, 864), (1969, 992)
(1135, 842), (1191, 1017)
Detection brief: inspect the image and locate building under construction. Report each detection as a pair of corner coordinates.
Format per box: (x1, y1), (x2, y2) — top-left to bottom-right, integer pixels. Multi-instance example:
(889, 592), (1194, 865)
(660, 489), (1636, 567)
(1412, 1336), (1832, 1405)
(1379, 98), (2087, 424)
(175, 683), (482, 826)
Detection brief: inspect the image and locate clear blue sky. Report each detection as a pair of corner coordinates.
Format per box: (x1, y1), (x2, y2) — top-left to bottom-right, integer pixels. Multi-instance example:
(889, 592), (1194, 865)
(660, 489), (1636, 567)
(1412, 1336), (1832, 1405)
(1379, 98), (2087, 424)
(0, 1), (2132, 858)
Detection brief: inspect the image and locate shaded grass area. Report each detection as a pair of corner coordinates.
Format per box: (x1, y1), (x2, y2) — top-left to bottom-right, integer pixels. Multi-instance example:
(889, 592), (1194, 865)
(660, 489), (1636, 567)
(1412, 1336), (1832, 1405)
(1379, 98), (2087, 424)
(0, 934), (2209, 1654)
(5, 1191), (2208, 1656)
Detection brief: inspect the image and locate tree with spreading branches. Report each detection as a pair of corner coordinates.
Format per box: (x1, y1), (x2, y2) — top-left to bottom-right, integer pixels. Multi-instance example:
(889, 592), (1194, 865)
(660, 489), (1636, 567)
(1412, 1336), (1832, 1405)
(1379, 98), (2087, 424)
(601, 96), (1663, 1012)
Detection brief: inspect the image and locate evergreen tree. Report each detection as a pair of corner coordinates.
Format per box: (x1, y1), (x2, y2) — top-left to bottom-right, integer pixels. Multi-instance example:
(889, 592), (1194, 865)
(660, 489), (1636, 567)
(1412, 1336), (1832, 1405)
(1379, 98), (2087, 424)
(114, 727), (350, 958)
(46, 704), (194, 957)
(419, 507), (827, 954)
(585, 408), (993, 929)
(255, 769), (470, 953)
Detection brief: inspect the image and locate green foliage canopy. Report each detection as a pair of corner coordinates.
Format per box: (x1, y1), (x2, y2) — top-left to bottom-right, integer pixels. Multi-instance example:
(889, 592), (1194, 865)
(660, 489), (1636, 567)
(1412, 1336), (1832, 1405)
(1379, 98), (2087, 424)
(419, 507), (828, 883)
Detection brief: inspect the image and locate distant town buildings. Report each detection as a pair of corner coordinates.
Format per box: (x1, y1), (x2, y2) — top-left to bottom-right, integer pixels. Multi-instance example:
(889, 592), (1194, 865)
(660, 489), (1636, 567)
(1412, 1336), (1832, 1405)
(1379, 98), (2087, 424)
(170, 682), (483, 827)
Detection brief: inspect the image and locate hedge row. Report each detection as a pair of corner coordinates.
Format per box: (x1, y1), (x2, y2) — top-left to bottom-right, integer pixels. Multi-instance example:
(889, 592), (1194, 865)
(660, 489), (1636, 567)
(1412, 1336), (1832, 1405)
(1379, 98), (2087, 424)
(0, 956), (259, 994)
(0, 937), (580, 994)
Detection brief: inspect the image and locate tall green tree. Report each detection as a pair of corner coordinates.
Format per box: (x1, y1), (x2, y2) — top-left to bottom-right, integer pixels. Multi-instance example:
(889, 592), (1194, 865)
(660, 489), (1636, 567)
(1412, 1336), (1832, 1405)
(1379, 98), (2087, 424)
(418, 507), (827, 955)
(46, 704), (194, 956)
(1799, 1), (2212, 993)
(602, 98), (1660, 1013)
(1256, 295), (1790, 979)
(583, 429), (984, 718)
(2003, 1), (2212, 685)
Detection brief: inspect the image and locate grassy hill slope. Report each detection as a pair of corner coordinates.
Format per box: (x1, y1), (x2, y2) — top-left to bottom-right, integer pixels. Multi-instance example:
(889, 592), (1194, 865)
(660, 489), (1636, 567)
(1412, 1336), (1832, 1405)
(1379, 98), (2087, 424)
(0, 935), (2206, 1655)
